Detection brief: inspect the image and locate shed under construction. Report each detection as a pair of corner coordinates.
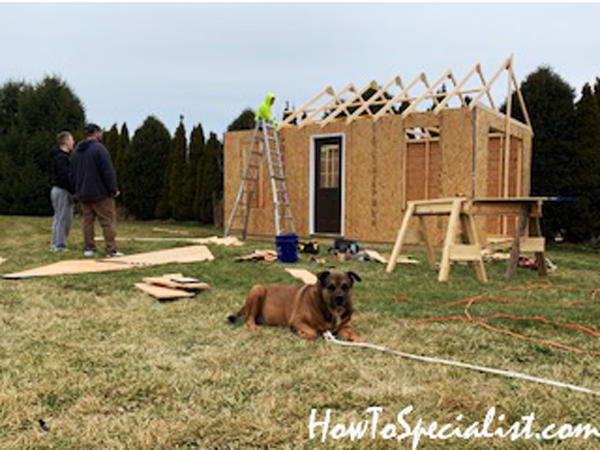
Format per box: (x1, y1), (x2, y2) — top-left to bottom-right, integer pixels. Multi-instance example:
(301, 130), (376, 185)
(224, 56), (533, 243)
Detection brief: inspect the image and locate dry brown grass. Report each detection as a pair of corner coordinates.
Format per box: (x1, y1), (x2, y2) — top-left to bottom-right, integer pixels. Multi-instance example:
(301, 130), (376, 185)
(0, 216), (598, 449)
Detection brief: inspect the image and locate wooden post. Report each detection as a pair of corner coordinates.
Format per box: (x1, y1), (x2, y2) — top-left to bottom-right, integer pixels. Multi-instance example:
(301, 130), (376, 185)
(386, 202), (415, 273)
(401, 137), (407, 210)
(530, 213), (548, 276)
(419, 215), (436, 270)
(506, 205), (530, 279)
(424, 139), (430, 199)
(438, 198), (462, 282)
(461, 213), (488, 283)
(502, 68), (513, 235)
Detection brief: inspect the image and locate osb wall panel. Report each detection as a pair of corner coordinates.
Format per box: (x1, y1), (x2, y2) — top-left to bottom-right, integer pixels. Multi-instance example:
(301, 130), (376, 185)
(474, 107), (490, 198)
(440, 109), (474, 198)
(375, 116), (405, 241)
(345, 119), (377, 241)
(343, 116), (404, 243)
(224, 130), (251, 233)
(280, 124), (314, 237)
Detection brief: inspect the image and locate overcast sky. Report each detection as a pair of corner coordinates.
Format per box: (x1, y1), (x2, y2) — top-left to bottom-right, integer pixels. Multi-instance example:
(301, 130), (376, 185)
(1, 2), (600, 137)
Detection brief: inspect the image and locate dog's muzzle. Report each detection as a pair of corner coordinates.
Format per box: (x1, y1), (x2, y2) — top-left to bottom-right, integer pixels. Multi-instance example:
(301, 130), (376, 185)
(332, 295), (345, 307)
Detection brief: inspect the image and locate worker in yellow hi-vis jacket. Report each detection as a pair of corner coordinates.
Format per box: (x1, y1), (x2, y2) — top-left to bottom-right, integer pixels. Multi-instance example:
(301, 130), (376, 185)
(256, 92), (278, 127)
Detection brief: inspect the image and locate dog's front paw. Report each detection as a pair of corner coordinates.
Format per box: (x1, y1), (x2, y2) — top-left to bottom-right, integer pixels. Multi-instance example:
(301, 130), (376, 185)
(336, 328), (360, 342)
(300, 330), (319, 340)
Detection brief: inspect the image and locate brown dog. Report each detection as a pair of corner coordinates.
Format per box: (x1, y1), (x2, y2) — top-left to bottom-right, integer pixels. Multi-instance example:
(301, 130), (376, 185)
(228, 271), (361, 342)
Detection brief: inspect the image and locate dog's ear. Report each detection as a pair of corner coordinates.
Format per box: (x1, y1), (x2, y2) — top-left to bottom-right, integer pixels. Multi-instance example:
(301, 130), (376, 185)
(346, 271), (361, 285)
(317, 271), (331, 286)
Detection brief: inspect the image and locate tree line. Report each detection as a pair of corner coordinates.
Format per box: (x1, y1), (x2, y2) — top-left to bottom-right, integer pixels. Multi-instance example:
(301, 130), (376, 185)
(1, 69), (599, 242)
(508, 67), (600, 243)
(0, 76), (226, 225)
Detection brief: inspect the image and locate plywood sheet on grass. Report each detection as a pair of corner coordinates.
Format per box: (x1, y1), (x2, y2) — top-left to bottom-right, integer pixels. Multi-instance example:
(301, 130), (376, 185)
(108, 236), (242, 246)
(103, 245), (214, 265)
(135, 283), (195, 300)
(4, 259), (133, 279)
(285, 268), (317, 284)
(142, 274), (210, 292)
(4, 245), (214, 279)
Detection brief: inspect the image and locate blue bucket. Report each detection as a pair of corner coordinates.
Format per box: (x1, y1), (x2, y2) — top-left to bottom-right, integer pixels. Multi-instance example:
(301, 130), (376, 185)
(276, 234), (299, 263)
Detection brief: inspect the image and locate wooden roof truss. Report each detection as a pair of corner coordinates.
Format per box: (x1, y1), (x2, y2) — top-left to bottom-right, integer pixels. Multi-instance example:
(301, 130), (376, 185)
(278, 55), (531, 139)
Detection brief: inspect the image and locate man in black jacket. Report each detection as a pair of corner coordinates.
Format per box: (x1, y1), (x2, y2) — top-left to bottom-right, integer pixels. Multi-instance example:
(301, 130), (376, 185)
(71, 123), (122, 257)
(50, 131), (75, 252)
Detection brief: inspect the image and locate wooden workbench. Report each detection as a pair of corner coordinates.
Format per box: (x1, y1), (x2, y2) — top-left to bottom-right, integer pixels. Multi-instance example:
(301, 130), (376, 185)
(468, 197), (548, 278)
(386, 197), (548, 282)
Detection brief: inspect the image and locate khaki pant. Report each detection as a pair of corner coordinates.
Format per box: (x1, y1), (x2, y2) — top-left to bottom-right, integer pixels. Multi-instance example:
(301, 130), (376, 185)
(80, 197), (117, 254)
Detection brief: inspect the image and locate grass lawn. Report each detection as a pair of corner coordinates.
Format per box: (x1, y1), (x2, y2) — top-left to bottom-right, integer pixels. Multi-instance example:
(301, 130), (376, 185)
(0, 215), (598, 449)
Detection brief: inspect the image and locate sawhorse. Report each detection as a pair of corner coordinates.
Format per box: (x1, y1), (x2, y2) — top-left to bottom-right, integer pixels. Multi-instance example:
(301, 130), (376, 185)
(386, 198), (488, 283)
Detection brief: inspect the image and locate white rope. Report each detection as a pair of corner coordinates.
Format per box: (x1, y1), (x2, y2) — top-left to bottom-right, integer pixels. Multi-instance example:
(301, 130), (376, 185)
(322, 332), (600, 397)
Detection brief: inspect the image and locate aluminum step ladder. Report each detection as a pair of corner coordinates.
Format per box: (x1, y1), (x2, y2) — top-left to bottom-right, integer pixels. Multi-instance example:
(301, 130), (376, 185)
(225, 119), (296, 240)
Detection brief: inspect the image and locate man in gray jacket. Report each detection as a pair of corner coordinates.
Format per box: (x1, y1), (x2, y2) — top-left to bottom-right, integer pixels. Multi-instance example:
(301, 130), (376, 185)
(71, 123), (123, 257)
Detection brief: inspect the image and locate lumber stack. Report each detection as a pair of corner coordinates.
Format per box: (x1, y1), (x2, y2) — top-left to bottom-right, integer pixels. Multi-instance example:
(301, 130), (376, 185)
(135, 273), (210, 300)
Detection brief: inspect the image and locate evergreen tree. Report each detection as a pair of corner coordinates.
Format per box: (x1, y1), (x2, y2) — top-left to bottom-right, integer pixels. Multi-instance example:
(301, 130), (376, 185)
(0, 76), (85, 215)
(508, 66), (576, 239)
(116, 122), (130, 178)
(181, 124), (205, 220)
(594, 77), (600, 111)
(103, 124), (120, 163)
(0, 81), (24, 133)
(227, 109), (255, 132)
(194, 132), (223, 223)
(568, 84), (600, 241)
(169, 121), (188, 220)
(154, 152), (173, 220)
(120, 116), (171, 220)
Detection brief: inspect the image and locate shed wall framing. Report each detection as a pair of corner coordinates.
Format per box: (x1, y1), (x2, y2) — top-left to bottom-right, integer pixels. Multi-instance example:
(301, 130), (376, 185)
(224, 104), (532, 244)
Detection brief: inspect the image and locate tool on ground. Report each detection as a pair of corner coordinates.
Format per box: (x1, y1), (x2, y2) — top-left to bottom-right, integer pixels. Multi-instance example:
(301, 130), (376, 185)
(299, 241), (320, 255)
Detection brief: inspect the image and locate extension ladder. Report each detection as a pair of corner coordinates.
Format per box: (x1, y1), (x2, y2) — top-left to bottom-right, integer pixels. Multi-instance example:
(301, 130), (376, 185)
(225, 120), (296, 240)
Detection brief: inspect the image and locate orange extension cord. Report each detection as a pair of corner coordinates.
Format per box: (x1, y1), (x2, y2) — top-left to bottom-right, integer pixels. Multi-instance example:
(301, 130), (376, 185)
(395, 296), (600, 355)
